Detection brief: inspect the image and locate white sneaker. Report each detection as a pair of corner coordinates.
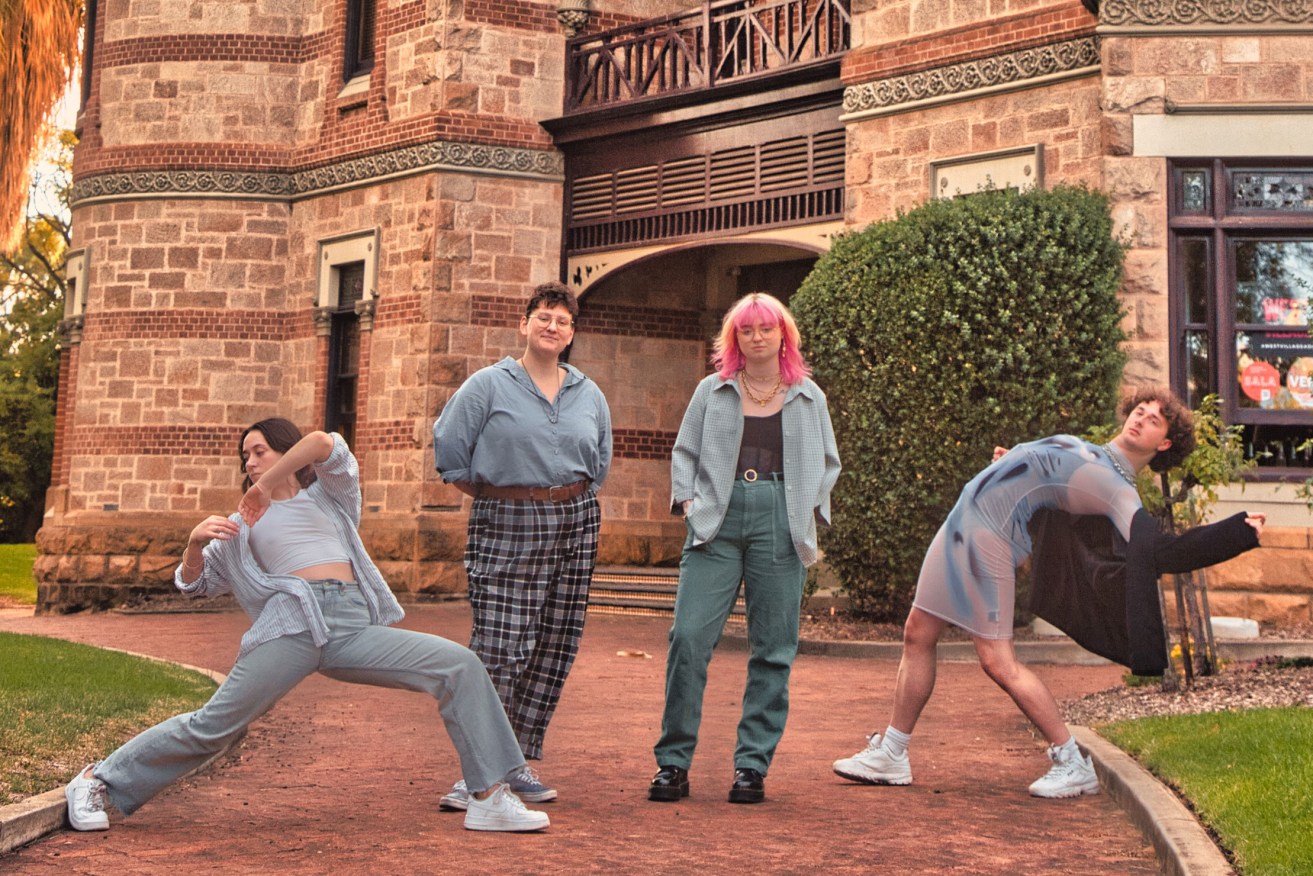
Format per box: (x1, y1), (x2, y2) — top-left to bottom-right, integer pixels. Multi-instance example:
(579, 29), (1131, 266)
(65, 764), (110, 831)
(1029, 745), (1100, 798)
(439, 779), (470, 811)
(463, 783), (550, 832)
(508, 765), (557, 802)
(832, 733), (913, 785)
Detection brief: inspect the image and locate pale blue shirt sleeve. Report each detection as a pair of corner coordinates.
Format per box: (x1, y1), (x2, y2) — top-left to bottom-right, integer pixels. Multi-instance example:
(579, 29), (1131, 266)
(434, 358), (611, 489)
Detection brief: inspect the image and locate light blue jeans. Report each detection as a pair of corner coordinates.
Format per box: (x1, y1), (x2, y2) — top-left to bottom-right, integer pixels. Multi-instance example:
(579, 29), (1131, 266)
(94, 580), (525, 815)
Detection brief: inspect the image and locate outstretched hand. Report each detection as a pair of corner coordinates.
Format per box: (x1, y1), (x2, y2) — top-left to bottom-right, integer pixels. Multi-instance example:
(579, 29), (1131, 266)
(1245, 512), (1266, 541)
(238, 482), (272, 526)
(992, 446), (1010, 462)
(189, 515), (240, 545)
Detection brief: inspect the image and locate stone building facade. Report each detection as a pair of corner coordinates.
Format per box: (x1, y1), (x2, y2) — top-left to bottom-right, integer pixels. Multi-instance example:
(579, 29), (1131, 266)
(40, 0), (1313, 626)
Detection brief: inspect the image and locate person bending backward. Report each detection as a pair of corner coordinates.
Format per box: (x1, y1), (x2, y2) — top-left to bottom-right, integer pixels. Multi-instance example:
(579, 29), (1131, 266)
(833, 388), (1265, 798)
(432, 281), (612, 810)
(65, 420), (550, 834)
(649, 293), (841, 805)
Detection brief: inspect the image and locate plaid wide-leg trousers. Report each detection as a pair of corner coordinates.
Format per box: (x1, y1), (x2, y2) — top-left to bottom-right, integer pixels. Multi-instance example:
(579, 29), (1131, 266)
(464, 491), (601, 760)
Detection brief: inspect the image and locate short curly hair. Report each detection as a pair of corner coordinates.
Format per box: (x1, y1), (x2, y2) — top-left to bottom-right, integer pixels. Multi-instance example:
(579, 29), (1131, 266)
(1120, 386), (1195, 472)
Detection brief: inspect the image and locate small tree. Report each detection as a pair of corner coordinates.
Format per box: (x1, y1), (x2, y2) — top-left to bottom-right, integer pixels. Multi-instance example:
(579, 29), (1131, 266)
(791, 185), (1127, 620)
(0, 131), (71, 541)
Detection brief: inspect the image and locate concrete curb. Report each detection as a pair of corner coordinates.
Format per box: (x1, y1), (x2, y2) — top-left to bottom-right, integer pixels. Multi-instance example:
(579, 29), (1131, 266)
(1074, 727), (1235, 876)
(0, 645), (233, 856)
(723, 633), (1313, 664)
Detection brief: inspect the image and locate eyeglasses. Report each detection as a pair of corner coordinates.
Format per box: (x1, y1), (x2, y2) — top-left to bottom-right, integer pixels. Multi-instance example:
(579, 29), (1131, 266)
(530, 312), (575, 330)
(736, 324), (779, 339)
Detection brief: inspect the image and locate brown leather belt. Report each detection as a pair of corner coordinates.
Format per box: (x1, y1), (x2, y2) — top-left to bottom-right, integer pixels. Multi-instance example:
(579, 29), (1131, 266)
(474, 480), (591, 502)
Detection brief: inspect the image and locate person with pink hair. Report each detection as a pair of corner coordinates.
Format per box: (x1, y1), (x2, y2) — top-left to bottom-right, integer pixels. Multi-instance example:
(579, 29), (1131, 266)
(649, 292), (841, 805)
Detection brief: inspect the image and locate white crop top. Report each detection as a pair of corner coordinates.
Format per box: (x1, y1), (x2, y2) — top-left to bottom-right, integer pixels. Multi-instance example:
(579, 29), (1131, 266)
(248, 490), (353, 577)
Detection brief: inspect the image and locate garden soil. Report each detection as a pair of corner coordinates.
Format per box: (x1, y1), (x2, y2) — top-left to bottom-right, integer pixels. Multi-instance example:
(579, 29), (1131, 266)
(1, 602), (1157, 874)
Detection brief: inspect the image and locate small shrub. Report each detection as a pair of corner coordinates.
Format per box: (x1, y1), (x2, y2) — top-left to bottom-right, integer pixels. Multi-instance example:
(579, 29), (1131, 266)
(793, 185), (1127, 620)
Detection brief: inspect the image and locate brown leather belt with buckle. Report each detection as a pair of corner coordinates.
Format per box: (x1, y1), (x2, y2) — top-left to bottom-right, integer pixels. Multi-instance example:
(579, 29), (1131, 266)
(474, 480), (591, 502)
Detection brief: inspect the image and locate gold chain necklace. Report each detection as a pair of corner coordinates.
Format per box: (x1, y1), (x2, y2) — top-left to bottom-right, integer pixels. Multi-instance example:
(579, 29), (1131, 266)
(739, 369), (782, 407)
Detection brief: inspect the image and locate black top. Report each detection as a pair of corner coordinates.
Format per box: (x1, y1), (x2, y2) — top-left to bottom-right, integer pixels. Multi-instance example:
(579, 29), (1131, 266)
(737, 411), (783, 476)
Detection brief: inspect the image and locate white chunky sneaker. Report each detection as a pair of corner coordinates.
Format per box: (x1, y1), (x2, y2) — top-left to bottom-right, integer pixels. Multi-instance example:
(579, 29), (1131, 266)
(439, 779), (470, 811)
(508, 765), (557, 803)
(832, 733), (913, 785)
(1029, 745), (1100, 798)
(65, 764), (110, 831)
(463, 783), (550, 832)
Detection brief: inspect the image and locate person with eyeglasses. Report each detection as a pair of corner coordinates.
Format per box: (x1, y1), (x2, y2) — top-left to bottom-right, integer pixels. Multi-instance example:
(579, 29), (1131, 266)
(648, 292), (840, 805)
(432, 281), (612, 810)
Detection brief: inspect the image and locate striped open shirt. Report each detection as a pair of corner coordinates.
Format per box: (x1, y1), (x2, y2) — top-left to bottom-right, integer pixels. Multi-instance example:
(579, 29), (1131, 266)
(173, 433), (404, 657)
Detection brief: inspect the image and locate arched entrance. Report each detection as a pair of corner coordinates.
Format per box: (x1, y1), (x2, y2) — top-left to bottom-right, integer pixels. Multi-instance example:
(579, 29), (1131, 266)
(565, 235), (832, 568)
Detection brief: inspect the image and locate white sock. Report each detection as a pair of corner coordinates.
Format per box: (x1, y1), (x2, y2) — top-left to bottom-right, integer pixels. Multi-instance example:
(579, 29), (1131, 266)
(881, 726), (911, 758)
(1055, 736), (1081, 759)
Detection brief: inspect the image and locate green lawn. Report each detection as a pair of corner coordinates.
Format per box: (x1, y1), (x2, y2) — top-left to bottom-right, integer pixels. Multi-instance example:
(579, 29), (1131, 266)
(0, 543), (38, 605)
(0, 632), (216, 804)
(1101, 708), (1313, 876)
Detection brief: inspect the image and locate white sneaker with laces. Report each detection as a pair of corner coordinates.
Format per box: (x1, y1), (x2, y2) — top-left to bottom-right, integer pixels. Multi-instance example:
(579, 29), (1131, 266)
(508, 765), (557, 802)
(1029, 745), (1100, 798)
(463, 783), (550, 832)
(832, 733), (913, 785)
(439, 779), (470, 811)
(65, 764), (110, 831)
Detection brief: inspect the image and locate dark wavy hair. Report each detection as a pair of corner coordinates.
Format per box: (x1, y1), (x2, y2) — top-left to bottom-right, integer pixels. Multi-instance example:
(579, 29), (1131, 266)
(239, 418), (317, 490)
(1120, 387), (1195, 472)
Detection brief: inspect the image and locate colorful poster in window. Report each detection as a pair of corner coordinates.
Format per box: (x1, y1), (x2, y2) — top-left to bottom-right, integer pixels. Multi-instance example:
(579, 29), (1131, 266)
(1237, 332), (1313, 410)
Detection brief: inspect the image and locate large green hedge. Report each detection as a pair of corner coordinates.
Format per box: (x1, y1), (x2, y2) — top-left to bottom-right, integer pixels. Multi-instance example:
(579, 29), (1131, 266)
(792, 185), (1128, 620)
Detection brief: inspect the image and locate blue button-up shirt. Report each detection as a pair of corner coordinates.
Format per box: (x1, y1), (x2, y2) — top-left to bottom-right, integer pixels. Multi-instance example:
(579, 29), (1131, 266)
(433, 356), (612, 491)
(672, 373), (840, 566)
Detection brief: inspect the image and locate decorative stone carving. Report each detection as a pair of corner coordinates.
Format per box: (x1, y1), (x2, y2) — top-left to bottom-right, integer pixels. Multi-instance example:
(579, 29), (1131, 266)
(843, 37), (1101, 115)
(313, 306), (335, 338)
(557, 0), (590, 37)
(1101, 0), (1313, 26)
(71, 141), (564, 206)
(59, 314), (85, 346)
(354, 297), (377, 331)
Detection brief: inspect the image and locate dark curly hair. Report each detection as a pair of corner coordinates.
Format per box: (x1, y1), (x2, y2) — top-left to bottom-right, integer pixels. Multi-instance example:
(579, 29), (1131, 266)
(1120, 387), (1195, 472)
(524, 281), (579, 320)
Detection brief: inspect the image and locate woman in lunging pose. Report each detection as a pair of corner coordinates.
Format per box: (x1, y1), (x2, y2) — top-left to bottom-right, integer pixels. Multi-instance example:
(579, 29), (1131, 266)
(66, 419), (550, 833)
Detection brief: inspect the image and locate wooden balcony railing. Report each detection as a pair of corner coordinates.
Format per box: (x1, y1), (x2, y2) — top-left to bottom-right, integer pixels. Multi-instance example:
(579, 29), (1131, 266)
(565, 0), (850, 114)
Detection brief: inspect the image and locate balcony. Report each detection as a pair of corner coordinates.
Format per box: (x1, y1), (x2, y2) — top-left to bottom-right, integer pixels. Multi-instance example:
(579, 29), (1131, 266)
(564, 0), (851, 115)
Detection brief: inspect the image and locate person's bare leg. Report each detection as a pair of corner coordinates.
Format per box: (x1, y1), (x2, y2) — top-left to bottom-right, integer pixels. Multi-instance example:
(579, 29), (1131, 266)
(832, 607), (947, 785)
(888, 607), (948, 734)
(972, 636), (1070, 744)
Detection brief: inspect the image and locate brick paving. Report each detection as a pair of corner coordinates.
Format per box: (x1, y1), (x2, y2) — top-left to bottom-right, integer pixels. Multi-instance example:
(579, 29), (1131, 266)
(1, 603), (1157, 874)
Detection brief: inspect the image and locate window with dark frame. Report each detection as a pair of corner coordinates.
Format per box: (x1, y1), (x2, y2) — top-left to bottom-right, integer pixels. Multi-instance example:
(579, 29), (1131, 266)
(80, 0), (99, 108)
(326, 262), (365, 447)
(343, 0), (376, 82)
(1170, 160), (1313, 471)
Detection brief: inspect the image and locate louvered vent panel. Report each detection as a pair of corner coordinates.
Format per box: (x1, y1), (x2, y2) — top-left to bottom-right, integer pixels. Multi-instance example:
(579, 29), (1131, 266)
(613, 166), (660, 214)
(571, 174), (616, 221)
(760, 137), (811, 192)
(813, 129), (846, 185)
(659, 157), (708, 207)
(708, 147), (757, 200)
